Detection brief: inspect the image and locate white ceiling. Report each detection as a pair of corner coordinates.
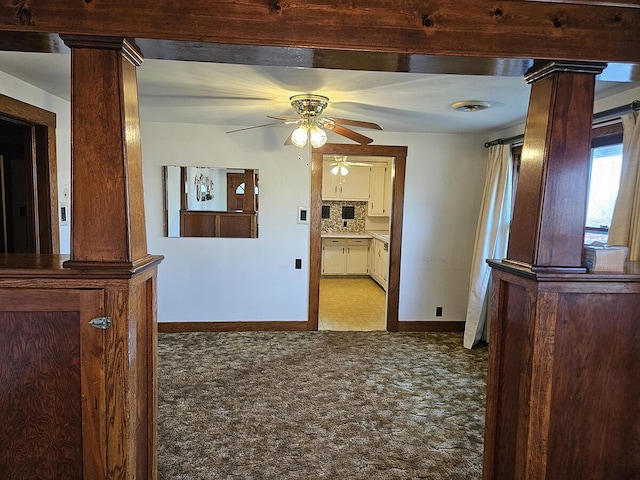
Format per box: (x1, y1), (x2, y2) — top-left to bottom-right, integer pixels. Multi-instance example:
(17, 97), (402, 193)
(0, 50), (637, 135)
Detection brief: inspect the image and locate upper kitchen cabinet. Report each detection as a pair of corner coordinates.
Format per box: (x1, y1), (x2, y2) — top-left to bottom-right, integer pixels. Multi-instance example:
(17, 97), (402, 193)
(322, 160), (370, 201)
(368, 163), (392, 217)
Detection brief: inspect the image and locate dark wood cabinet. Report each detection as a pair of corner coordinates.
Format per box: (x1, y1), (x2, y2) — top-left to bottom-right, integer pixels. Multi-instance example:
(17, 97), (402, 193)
(0, 254), (162, 479)
(483, 260), (640, 480)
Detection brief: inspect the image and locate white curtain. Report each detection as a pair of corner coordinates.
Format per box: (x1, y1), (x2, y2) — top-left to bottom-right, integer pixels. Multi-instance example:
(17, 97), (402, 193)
(463, 144), (513, 349)
(608, 111), (640, 261)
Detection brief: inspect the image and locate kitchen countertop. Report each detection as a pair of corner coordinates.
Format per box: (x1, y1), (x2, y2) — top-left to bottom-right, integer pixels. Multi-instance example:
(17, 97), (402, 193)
(321, 231), (389, 242)
(321, 232), (372, 239)
(368, 231), (390, 243)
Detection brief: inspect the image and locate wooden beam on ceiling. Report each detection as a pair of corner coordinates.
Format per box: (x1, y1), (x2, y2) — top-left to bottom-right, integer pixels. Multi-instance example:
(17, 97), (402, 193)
(0, 0), (639, 66)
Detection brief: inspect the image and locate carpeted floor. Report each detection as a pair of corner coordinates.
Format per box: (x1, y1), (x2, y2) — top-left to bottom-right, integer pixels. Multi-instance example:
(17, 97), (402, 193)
(158, 331), (489, 479)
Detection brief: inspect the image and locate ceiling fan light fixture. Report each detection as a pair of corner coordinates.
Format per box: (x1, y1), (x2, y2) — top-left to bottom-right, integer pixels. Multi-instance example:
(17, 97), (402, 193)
(451, 100), (491, 113)
(331, 156), (350, 176)
(291, 125), (309, 148)
(290, 94), (329, 117)
(309, 124), (327, 148)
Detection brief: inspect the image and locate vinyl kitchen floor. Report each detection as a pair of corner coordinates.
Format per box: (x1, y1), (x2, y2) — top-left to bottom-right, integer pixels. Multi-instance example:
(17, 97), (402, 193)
(318, 276), (387, 331)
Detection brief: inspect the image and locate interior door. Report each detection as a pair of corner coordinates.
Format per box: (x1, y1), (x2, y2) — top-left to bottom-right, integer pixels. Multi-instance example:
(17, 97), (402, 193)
(226, 172), (245, 211)
(0, 96), (60, 254)
(0, 120), (36, 253)
(0, 288), (107, 479)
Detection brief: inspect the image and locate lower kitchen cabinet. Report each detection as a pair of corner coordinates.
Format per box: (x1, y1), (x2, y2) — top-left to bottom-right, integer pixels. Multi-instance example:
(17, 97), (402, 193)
(322, 237), (370, 275)
(346, 239), (369, 274)
(369, 238), (389, 291)
(322, 238), (347, 274)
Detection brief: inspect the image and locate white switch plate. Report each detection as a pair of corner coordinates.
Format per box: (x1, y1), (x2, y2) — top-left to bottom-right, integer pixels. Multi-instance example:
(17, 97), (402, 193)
(298, 206), (309, 224)
(60, 202), (69, 225)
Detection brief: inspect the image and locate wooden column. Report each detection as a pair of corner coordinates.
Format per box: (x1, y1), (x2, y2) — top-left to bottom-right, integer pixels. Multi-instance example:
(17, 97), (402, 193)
(484, 60), (640, 480)
(62, 36), (153, 270)
(506, 61), (606, 272)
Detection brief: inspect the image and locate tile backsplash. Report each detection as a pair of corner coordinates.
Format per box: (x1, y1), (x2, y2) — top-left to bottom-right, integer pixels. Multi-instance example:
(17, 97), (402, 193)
(321, 201), (367, 233)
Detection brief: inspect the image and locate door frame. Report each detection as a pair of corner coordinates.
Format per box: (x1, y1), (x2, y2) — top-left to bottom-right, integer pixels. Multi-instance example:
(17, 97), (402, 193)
(308, 143), (407, 331)
(0, 93), (59, 253)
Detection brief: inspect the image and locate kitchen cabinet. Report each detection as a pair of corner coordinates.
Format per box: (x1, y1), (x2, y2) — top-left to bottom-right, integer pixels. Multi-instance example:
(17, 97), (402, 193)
(322, 238), (347, 274)
(322, 161), (370, 201)
(368, 164), (391, 217)
(369, 237), (389, 290)
(346, 238), (369, 274)
(321, 237), (370, 275)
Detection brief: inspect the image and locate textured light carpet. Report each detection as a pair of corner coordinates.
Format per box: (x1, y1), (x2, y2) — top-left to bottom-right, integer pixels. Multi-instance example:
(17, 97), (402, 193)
(158, 331), (488, 479)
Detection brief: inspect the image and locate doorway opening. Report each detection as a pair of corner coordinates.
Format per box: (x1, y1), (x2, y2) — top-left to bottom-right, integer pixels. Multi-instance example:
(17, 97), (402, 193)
(0, 94), (59, 253)
(308, 144), (407, 332)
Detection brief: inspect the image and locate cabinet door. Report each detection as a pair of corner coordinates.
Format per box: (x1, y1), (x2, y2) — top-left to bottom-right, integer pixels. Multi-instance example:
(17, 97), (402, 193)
(339, 165), (370, 200)
(322, 239), (346, 274)
(380, 242), (389, 283)
(346, 239), (369, 274)
(383, 165), (392, 215)
(0, 288), (106, 479)
(369, 240), (377, 276)
(369, 165), (386, 216)
(374, 240), (383, 280)
(322, 162), (341, 200)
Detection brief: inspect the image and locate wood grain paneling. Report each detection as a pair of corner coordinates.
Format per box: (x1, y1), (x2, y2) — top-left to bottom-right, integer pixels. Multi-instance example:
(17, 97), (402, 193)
(0, 311), (82, 479)
(547, 293), (640, 479)
(499, 282), (531, 480)
(507, 62), (603, 270)
(484, 261), (640, 479)
(62, 36), (153, 269)
(0, 288), (105, 479)
(1, 1), (640, 64)
(145, 277), (158, 479)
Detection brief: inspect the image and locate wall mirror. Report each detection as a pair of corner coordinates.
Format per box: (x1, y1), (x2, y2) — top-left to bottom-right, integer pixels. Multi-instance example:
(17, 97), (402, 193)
(163, 166), (259, 238)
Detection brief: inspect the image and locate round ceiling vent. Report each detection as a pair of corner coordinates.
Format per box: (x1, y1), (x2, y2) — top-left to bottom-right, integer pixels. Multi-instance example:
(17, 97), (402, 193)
(451, 100), (491, 112)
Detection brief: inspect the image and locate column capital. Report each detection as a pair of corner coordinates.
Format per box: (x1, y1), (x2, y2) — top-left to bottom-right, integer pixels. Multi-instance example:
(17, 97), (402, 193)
(525, 60), (607, 84)
(60, 35), (143, 66)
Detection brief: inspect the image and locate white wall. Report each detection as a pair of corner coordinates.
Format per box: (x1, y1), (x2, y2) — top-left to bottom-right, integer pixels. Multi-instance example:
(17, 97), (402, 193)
(142, 122), (312, 321)
(379, 132), (486, 322)
(142, 123), (487, 323)
(0, 71), (71, 253)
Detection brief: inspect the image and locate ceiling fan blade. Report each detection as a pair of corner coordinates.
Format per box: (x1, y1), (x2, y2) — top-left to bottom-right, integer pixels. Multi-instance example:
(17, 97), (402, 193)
(347, 162), (375, 167)
(324, 124), (374, 145)
(325, 117), (383, 131)
(284, 132), (293, 146)
(268, 115), (302, 125)
(226, 121), (286, 134)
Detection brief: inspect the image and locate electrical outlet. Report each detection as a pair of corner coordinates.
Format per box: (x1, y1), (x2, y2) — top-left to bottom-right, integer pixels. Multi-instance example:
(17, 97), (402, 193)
(436, 306), (443, 317)
(295, 259), (302, 269)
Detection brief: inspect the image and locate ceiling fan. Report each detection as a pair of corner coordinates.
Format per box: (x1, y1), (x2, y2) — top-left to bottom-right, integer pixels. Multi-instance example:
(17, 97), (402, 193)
(329, 156), (374, 176)
(226, 94), (383, 148)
